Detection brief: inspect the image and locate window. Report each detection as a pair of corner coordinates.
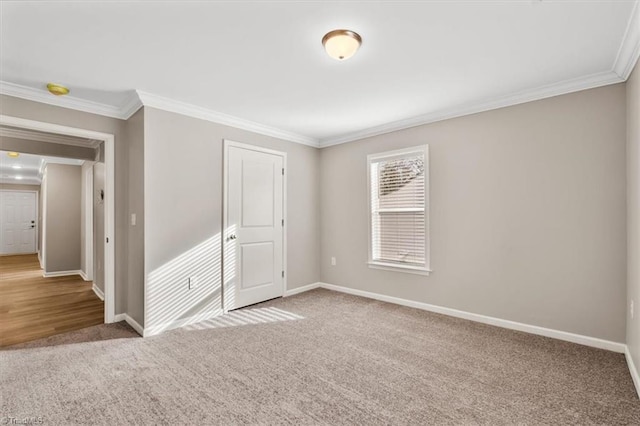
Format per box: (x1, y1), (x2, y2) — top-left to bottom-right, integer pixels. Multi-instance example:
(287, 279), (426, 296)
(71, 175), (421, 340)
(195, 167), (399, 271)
(368, 145), (430, 275)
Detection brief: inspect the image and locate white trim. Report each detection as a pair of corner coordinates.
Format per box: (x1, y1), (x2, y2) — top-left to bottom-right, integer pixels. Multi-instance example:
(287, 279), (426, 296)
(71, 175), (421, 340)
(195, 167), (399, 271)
(320, 71), (623, 147)
(368, 262), (431, 276)
(113, 313), (144, 336)
(92, 283), (105, 301)
(317, 282), (626, 353)
(0, 115), (116, 324)
(79, 270), (88, 281)
(626, 347), (640, 398)
(138, 91), (318, 147)
(0, 81), (135, 120)
(284, 282), (321, 297)
(222, 140), (288, 312)
(125, 315), (144, 336)
(82, 163), (94, 282)
(613, 0), (640, 80)
(37, 250), (43, 269)
(43, 269), (82, 278)
(119, 92), (144, 120)
(143, 310), (221, 337)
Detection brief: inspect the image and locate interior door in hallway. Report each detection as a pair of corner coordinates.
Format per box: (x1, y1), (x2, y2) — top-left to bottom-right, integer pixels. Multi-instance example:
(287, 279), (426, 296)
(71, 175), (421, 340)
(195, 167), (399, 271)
(0, 191), (37, 255)
(225, 142), (285, 310)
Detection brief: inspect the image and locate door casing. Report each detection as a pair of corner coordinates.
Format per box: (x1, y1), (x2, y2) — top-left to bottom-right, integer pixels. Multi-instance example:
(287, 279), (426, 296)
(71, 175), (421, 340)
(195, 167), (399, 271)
(0, 114), (116, 324)
(222, 139), (287, 312)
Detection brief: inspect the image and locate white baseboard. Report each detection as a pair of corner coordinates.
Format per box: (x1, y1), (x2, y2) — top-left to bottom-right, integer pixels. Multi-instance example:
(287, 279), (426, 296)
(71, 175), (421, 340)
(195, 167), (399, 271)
(37, 251), (43, 269)
(144, 309), (223, 337)
(316, 282), (626, 354)
(284, 282), (321, 297)
(113, 313), (144, 336)
(92, 283), (105, 301)
(79, 270), (89, 281)
(43, 269), (82, 278)
(626, 347), (640, 398)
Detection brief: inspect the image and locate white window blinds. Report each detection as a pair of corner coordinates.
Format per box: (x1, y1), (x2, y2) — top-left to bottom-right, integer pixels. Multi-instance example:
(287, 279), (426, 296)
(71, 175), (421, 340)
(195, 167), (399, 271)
(368, 145), (429, 272)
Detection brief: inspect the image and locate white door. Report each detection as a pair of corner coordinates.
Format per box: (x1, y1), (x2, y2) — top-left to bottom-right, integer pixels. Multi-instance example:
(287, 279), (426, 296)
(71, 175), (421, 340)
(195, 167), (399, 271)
(0, 191), (37, 255)
(224, 142), (285, 310)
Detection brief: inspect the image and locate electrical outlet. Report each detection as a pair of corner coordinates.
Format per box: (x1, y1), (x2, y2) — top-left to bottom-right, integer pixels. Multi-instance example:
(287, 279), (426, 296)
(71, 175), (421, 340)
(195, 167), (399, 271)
(331, 257), (336, 266)
(631, 300), (635, 319)
(131, 213), (136, 226)
(188, 276), (198, 290)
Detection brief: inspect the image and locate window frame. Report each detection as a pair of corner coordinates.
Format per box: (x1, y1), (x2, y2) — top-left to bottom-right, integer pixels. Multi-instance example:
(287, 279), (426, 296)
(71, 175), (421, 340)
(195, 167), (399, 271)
(367, 144), (431, 276)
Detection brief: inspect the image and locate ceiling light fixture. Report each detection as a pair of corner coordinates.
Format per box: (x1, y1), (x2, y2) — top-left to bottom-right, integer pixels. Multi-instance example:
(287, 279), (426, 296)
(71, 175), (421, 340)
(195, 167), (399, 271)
(7, 152), (20, 158)
(11, 165), (22, 169)
(47, 83), (70, 96)
(15, 176), (23, 180)
(322, 29), (362, 61)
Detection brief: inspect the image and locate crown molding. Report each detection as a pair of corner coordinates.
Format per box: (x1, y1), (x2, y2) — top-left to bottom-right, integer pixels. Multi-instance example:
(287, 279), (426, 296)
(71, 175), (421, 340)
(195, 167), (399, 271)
(119, 91), (144, 120)
(0, 81), (316, 145)
(0, 81), (130, 119)
(613, 0), (640, 80)
(135, 90), (319, 147)
(318, 70), (624, 147)
(0, 67), (629, 150)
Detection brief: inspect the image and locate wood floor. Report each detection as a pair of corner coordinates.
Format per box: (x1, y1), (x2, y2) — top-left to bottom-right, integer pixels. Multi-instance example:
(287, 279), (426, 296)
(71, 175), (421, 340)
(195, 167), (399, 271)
(0, 254), (103, 347)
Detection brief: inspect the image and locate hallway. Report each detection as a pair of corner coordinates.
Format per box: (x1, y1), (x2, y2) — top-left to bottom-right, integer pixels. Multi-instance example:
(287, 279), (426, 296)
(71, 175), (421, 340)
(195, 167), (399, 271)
(0, 254), (103, 347)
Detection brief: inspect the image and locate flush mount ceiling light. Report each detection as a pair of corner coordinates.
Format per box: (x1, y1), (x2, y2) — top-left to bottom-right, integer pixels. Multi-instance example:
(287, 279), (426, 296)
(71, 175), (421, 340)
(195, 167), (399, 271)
(46, 82), (70, 96)
(7, 152), (20, 158)
(11, 165), (22, 169)
(322, 29), (362, 61)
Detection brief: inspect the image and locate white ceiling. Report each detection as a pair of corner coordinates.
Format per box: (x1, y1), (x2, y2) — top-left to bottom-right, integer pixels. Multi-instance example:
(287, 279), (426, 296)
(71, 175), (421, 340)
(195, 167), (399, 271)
(0, 150), (84, 185)
(1, 1), (638, 146)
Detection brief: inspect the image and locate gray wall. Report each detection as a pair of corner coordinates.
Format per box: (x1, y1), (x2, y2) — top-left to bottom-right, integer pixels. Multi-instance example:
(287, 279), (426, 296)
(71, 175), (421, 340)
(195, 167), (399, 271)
(627, 64), (640, 372)
(127, 108), (145, 326)
(93, 162), (105, 291)
(1, 94), (129, 315)
(0, 136), (96, 160)
(43, 164), (81, 272)
(143, 107), (320, 330)
(320, 83), (627, 343)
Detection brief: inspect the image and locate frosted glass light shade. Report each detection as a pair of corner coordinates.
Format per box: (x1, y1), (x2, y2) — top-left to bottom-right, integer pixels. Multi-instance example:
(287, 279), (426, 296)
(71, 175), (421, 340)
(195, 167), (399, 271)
(322, 30), (362, 61)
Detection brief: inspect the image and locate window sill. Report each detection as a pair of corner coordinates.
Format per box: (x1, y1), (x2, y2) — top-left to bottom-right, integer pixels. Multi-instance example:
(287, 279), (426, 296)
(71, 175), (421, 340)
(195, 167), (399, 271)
(367, 261), (431, 276)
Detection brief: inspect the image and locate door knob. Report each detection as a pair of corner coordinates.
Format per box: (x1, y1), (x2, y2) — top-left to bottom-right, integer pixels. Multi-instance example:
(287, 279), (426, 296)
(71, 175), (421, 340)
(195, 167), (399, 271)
(229, 234), (237, 240)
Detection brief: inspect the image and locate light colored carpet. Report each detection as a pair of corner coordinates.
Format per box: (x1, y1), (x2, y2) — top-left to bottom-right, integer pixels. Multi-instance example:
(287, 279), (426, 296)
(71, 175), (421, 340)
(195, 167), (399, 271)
(2, 288), (639, 425)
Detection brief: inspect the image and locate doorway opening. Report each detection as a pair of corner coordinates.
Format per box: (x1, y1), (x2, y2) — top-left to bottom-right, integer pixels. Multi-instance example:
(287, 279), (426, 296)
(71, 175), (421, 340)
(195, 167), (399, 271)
(0, 115), (116, 346)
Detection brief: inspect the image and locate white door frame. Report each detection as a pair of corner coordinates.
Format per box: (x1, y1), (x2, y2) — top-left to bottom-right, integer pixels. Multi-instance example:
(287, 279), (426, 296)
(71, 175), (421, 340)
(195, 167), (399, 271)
(222, 139), (287, 313)
(0, 114), (116, 324)
(83, 162), (94, 281)
(0, 189), (38, 255)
